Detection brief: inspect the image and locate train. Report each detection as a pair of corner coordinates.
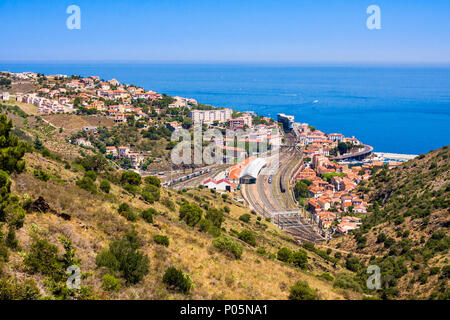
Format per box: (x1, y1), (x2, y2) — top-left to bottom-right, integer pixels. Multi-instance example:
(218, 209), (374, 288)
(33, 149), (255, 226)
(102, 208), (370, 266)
(162, 168), (212, 187)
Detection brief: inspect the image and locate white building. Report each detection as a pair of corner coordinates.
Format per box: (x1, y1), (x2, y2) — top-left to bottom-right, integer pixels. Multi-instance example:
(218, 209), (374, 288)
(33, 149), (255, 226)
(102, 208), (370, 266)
(189, 108), (232, 124)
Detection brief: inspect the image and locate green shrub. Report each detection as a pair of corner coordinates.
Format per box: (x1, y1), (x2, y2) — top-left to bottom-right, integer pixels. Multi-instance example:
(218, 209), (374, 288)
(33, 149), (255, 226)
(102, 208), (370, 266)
(141, 208), (156, 224)
(223, 206), (230, 213)
(4, 202), (26, 229)
(238, 230), (256, 247)
(345, 256), (362, 272)
(76, 176), (97, 194)
(84, 170), (97, 181)
(24, 238), (61, 277)
(239, 214), (251, 223)
(5, 227), (19, 250)
(317, 273), (334, 282)
(123, 183), (140, 195)
(96, 232), (149, 284)
(333, 274), (362, 292)
(120, 171), (141, 186)
(142, 184), (160, 202)
(205, 208), (224, 228)
(102, 274), (121, 292)
(256, 247), (266, 255)
(33, 169), (50, 182)
(213, 236), (243, 259)
(0, 243), (8, 262)
(197, 218), (211, 232)
(289, 281), (318, 300)
(179, 202), (203, 227)
(292, 250), (308, 269)
(0, 277), (41, 300)
(277, 247), (293, 263)
(118, 203), (137, 221)
(162, 267), (192, 294)
(441, 265), (450, 278)
(144, 176), (161, 188)
(100, 180), (111, 193)
(154, 235), (169, 247)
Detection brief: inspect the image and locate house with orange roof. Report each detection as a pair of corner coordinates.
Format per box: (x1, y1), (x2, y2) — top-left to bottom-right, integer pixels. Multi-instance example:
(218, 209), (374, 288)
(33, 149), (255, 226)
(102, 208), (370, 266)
(336, 221), (359, 234)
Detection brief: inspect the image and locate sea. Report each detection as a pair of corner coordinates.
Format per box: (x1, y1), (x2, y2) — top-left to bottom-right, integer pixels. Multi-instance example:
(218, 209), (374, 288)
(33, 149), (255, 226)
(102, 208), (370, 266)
(1, 62), (449, 155)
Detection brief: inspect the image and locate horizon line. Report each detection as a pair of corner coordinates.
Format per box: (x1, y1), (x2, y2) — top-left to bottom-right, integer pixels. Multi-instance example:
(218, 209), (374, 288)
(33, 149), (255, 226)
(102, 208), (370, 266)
(1, 60), (450, 67)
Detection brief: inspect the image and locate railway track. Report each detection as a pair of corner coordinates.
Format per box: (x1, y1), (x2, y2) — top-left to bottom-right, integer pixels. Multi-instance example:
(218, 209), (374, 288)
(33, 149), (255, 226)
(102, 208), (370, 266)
(243, 145), (325, 243)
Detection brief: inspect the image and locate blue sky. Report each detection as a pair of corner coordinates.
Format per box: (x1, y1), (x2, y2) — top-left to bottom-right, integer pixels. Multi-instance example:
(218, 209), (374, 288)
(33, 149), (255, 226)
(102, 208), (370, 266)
(0, 0), (449, 63)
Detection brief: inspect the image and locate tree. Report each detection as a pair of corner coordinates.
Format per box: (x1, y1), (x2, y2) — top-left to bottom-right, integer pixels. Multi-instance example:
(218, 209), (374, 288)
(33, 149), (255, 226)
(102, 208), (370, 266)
(100, 180), (111, 193)
(238, 230), (256, 247)
(163, 267), (192, 294)
(289, 281), (318, 300)
(277, 247), (293, 263)
(239, 214), (251, 223)
(0, 114), (28, 174)
(24, 238), (61, 278)
(182, 117), (193, 129)
(96, 233), (149, 284)
(179, 202), (203, 227)
(5, 226), (19, 250)
(294, 181), (309, 200)
(292, 250), (308, 269)
(120, 171), (141, 186)
(144, 176), (161, 188)
(141, 208), (156, 223)
(77, 154), (108, 172)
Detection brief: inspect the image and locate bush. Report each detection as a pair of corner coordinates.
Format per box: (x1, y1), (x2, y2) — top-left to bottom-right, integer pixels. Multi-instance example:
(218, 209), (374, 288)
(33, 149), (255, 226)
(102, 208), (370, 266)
(96, 232), (149, 284)
(205, 208), (224, 228)
(0, 243), (9, 262)
(277, 247), (293, 263)
(5, 227), (19, 250)
(118, 203), (137, 221)
(289, 281), (318, 300)
(333, 274), (362, 293)
(239, 214), (251, 223)
(213, 236), (243, 259)
(0, 277), (41, 300)
(142, 184), (160, 202)
(24, 238), (61, 277)
(292, 250), (308, 269)
(84, 170), (97, 181)
(179, 202), (203, 227)
(120, 171), (141, 186)
(144, 176), (161, 188)
(153, 235), (169, 247)
(76, 176), (97, 194)
(162, 267), (192, 294)
(223, 206), (230, 213)
(141, 208), (156, 224)
(317, 273), (334, 282)
(33, 169), (50, 182)
(256, 247), (266, 255)
(102, 274), (121, 292)
(100, 180), (111, 193)
(197, 218), (211, 232)
(4, 202), (26, 229)
(238, 230), (256, 247)
(345, 257), (362, 272)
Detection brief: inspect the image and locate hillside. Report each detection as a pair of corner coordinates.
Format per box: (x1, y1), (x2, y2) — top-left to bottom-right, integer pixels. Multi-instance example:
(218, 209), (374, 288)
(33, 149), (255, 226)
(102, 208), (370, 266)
(0, 109), (366, 300)
(327, 146), (450, 299)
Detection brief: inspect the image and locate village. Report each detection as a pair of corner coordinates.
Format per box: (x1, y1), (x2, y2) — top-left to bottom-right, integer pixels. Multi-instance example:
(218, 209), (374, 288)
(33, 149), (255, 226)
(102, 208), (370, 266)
(0, 70), (407, 240)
